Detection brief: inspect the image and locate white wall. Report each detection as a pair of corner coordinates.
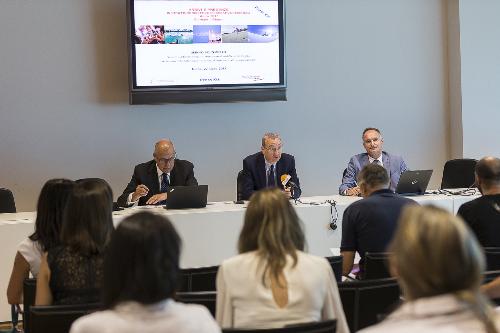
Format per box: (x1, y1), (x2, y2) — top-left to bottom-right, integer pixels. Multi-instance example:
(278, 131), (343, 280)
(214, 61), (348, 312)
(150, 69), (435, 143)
(459, 0), (500, 159)
(0, 0), (449, 211)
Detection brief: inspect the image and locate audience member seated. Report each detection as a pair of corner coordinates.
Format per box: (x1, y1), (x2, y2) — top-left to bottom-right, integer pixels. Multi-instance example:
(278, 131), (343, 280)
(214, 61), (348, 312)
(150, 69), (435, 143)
(35, 178), (114, 305)
(340, 164), (415, 277)
(457, 156), (500, 247)
(7, 179), (74, 305)
(216, 188), (349, 333)
(339, 127), (407, 196)
(359, 205), (500, 333)
(69, 211), (220, 333)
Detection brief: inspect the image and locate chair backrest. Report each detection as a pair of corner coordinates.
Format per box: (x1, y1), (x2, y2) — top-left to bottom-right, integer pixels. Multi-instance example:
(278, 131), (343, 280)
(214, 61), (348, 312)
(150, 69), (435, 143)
(222, 319), (337, 333)
(325, 256), (343, 282)
(176, 291), (217, 318)
(483, 270), (500, 306)
(237, 170), (245, 201)
(441, 159), (477, 189)
(338, 277), (401, 332)
(29, 303), (101, 333)
(362, 252), (391, 279)
(179, 265), (219, 292)
(23, 278), (37, 333)
(0, 188), (16, 213)
(483, 270), (500, 284)
(484, 247), (500, 271)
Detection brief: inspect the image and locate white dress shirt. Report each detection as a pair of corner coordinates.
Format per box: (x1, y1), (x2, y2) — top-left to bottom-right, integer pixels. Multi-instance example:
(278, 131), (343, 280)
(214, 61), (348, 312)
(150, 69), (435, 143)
(17, 238), (43, 277)
(216, 250), (350, 333)
(70, 299), (221, 333)
(359, 294), (500, 333)
(368, 155), (383, 167)
(265, 161), (277, 186)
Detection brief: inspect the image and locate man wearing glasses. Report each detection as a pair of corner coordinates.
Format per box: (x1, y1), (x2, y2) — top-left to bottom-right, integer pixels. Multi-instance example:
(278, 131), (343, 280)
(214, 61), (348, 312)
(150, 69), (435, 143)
(241, 132), (301, 200)
(117, 139), (198, 206)
(339, 128), (407, 196)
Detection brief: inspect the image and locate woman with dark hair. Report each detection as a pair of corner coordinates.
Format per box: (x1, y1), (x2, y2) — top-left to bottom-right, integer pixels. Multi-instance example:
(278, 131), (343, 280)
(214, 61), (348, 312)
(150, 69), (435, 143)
(7, 178), (74, 305)
(216, 188), (349, 332)
(360, 205), (500, 333)
(70, 212), (220, 333)
(35, 178), (114, 305)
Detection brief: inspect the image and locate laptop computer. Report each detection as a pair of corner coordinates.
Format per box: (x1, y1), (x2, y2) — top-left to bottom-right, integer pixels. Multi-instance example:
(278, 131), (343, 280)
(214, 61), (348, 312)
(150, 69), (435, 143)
(395, 170), (433, 195)
(165, 185), (208, 209)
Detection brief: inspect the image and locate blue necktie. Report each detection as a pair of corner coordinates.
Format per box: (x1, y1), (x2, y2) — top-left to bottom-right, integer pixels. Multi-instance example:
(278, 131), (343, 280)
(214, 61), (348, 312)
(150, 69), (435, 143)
(159, 173), (169, 205)
(267, 165), (275, 187)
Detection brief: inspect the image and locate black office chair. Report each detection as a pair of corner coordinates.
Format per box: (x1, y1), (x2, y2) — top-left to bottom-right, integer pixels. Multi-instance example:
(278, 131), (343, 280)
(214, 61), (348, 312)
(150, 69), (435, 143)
(179, 265), (219, 292)
(325, 256), (343, 282)
(237, 170), (245, 201)
(362, 252), (392, 280)
(29, 303), (101, 333)
(483, 270), (500, 306)
(0, 188), (16, 213)
(483, 270), (500, 284)
(222, 319), (337, 333)
(23, 278), (37, 333)
(440, 159), (477, 189)
(338, 277), (401, 332)
(176, 291), (217, 318)
(484, 247), (500, 271)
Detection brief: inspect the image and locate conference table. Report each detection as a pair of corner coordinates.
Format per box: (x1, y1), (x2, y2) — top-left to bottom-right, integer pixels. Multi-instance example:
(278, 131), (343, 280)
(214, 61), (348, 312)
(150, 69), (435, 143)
(0, 191), (478, 321)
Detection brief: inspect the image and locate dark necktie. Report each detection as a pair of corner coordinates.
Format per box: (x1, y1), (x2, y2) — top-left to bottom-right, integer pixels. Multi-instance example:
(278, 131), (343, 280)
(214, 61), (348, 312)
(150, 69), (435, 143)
(372, 159), (381, 165)
(161, 173), (170, 192)
(159, 173), (169, 205)
(267, 165), (275, 187)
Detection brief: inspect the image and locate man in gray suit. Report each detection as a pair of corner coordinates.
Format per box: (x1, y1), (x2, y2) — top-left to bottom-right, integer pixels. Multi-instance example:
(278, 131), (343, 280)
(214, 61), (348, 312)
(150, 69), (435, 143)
(339, 127), (408, 196)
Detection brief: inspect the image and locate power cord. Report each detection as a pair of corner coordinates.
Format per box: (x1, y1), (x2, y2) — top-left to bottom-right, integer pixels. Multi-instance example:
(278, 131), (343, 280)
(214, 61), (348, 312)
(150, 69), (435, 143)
(293, 199), (338, 230)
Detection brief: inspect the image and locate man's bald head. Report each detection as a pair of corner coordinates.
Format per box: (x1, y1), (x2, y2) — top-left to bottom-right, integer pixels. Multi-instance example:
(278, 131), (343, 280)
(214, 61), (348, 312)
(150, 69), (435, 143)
(153, 139), (176, 173)
(475, 157), (500, 194)
(154, 139), (175, 156)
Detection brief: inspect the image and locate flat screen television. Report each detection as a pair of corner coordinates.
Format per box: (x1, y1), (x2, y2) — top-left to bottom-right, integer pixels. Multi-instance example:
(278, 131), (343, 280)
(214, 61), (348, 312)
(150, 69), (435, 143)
(127, 0), (286, 104)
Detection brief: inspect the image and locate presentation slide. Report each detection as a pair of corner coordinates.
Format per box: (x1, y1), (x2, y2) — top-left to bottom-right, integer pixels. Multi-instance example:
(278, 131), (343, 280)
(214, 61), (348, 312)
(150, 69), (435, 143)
(133, 0), (281, 87)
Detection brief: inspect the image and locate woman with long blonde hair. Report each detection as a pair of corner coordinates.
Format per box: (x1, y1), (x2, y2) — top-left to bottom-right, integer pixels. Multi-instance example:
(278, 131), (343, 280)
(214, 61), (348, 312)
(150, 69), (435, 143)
(216, 188), (349, 333)
(361, 205), (500, 333)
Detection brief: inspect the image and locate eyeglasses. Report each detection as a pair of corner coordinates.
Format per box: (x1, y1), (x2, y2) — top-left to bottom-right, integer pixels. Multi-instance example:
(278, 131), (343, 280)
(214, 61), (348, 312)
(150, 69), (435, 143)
(264, 145), (283, 153)
(363, 137), (381, 145)
(157, 153), (176, 164)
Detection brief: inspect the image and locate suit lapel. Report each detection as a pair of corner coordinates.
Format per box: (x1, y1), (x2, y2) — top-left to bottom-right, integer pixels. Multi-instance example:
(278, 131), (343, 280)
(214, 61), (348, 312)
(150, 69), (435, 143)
(256, 153), (267, 189)
(382, 152), (390, 172)
(169, 160), (178, 186)
(361, 154), (369, 167)
(276, 157), (285, 189)
(148, 161), (160, 194)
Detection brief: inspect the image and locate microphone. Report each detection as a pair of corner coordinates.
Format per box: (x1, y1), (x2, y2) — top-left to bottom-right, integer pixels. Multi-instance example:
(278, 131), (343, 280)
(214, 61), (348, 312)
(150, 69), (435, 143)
(281, 174), (298, 188)
(280, 174), (291, 187)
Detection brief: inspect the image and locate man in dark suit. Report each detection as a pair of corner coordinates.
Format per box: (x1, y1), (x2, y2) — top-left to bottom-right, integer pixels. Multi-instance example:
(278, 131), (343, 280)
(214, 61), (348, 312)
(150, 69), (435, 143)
(241, 133), (301, 200)
(340, 163), (416, 277)
(117, 139), (197, 207)
(339, 127), (407, 195)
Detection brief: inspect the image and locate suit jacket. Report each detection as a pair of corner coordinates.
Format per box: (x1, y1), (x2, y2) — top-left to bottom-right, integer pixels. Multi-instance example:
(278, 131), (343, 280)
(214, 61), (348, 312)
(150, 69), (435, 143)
(339, 151), (407, 194)
(117, 159), (198, 207)
(241, 152), (301, 200)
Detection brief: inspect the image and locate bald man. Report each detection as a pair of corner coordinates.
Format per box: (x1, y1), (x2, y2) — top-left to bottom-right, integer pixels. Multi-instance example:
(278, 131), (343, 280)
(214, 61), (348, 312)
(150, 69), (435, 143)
(457, 156), (500, 247)
(117, 140), (198, 207)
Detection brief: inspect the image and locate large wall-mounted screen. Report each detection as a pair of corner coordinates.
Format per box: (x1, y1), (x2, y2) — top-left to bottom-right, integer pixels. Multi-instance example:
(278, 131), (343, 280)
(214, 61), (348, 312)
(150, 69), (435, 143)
(128, 0), (286, 104)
